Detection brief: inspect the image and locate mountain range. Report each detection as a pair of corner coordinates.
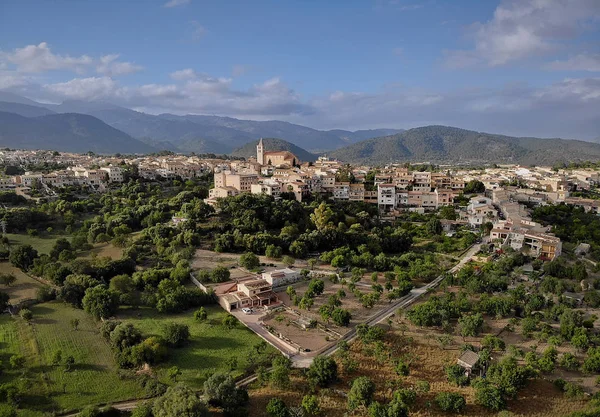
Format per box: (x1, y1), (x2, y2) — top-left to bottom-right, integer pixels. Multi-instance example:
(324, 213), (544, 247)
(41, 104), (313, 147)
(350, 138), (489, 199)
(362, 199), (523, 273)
(328, 125), (600, 165)
(0, 92), (599, 166)
(0, 92), (402, 155)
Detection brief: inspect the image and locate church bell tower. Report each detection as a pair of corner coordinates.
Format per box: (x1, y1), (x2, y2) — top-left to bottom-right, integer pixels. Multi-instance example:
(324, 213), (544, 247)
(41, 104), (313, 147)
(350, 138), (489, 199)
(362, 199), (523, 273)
(257, 138), (264, 165)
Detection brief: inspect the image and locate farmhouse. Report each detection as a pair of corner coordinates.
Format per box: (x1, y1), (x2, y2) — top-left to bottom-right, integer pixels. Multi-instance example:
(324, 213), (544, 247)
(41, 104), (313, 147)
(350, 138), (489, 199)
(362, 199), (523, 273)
(457, 349), (481, 377)
(218, 278), (278, 312)
(262, 268), (301, 288)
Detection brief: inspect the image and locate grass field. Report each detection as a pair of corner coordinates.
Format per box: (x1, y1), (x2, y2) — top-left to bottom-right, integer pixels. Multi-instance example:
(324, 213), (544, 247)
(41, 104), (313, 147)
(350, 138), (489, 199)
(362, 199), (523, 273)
(118, 305), (276, 388)
(5, 233), (65, 255)
(0, 262), (43, 303)
(0, 302), (145, 416)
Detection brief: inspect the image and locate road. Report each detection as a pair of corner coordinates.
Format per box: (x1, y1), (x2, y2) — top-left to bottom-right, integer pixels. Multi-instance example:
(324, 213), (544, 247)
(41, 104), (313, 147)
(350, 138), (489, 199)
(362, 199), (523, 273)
(61, 243), (481, 416)
(292, 243), (482, 367)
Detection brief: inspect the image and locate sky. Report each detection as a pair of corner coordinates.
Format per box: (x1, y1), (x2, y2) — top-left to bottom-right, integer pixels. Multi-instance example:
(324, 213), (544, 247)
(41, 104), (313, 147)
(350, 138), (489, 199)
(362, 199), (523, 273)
(0, 0), (599, 139)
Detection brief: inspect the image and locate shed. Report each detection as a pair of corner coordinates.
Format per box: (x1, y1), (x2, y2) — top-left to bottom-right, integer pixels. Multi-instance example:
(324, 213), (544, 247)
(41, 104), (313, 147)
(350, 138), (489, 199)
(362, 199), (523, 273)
(457, 350), (480, 376)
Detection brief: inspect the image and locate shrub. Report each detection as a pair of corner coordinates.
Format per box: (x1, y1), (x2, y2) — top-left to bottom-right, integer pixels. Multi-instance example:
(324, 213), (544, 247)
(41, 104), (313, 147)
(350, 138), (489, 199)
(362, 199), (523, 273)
(436, 392), (466, 413)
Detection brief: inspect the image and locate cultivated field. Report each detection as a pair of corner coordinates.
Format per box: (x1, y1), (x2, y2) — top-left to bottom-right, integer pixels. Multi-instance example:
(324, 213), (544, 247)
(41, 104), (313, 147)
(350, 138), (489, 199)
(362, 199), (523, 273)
(246, 329), (591, 417)
(5, 233), (64, 255)
(0, 262), (44, 303)
(0, 302), (145, 417)
(117, 305), (277, 388)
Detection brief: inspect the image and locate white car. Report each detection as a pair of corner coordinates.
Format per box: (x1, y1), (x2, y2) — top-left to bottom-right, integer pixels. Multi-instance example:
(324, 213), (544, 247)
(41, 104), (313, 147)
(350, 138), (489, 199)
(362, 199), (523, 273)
(241, 308), (253, 314)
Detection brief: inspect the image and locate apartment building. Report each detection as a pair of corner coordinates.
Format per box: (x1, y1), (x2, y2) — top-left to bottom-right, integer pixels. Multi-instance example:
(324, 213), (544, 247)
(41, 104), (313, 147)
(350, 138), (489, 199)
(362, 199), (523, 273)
(100, 166), (124, 183)
(490, 219), (562, 260)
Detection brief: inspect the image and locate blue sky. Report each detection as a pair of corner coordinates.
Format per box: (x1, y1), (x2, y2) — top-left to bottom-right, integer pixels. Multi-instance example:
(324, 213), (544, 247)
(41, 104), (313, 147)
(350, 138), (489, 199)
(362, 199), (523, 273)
(0, 0), (599, 139)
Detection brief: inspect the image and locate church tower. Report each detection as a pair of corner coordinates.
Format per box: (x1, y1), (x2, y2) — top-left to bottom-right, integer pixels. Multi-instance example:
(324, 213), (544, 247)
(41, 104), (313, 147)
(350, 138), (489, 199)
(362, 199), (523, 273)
(257, 138), (264, 165)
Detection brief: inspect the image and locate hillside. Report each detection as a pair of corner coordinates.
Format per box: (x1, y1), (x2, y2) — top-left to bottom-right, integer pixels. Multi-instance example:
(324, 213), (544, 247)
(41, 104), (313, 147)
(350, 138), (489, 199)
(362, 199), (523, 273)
(0, 101), (56, 117)
(328, 128), (405, 144)
(0, 111), (157, 154)
(231, 138), (317, 162)
(328, 125), (600, 165)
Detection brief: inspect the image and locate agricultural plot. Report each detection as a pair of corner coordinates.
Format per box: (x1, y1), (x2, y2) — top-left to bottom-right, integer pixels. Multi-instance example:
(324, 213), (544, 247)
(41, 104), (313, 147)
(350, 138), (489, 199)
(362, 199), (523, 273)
(0, 302), (145, 417)
(5, 233), (64, 255)
(117, 305), (277, 388)
(0, 262), (43, 303)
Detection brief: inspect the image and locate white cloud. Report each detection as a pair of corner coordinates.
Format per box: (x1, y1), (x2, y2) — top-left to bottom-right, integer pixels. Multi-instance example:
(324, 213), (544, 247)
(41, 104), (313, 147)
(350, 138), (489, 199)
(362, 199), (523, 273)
(1, 42), (92, 73)
(546, 53), (600, 72)
(43, 77), (118, 100)
(444, 0), (600, 68)
(170, 68), (197, 80)
(96, 54), (143, 76)
(164, 0), (190, 8)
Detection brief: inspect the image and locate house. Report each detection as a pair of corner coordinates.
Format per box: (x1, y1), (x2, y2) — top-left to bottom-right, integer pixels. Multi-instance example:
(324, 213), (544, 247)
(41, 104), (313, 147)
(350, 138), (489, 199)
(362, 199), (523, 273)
(563, 292), (585, 306)
(262, 268), (301, 288)
(457, 350), (481, 377)
(218, 278), (278, 312)
(575, 243), (591, 257)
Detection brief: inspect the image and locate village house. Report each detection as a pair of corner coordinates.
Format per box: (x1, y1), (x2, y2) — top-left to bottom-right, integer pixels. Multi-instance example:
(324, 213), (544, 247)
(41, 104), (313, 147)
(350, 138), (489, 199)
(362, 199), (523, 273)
(218, 279), (278, 312)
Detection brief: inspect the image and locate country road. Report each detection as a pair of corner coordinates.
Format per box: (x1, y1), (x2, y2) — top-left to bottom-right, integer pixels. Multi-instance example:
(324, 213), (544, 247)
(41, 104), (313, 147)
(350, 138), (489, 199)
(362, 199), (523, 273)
(61, 243), (481, 416)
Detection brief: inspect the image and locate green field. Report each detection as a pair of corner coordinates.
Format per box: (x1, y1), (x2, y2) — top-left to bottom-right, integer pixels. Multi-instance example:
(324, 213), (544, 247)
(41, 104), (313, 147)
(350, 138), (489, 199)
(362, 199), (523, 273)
(5, 233), (65, 255)
(118, 306), (276, 388)
(0, 302), (145, 416)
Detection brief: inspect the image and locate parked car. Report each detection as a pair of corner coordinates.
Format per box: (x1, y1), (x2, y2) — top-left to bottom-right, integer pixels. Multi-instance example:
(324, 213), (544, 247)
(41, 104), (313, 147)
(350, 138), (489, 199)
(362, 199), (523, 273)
(242, 308), (253, 314)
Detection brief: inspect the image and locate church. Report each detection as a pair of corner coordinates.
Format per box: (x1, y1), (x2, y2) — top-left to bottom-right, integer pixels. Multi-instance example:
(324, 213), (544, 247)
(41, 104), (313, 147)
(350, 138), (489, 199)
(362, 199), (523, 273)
(256, 138), (300, 167)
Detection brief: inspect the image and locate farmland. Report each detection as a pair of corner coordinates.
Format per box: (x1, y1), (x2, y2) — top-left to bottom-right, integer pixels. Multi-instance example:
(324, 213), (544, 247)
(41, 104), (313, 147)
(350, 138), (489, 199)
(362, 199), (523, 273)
(0, 302), (145, 416)
(117, 305), (277, 388)
(0, 262), (43, 303)
(5, 233), (64, 255)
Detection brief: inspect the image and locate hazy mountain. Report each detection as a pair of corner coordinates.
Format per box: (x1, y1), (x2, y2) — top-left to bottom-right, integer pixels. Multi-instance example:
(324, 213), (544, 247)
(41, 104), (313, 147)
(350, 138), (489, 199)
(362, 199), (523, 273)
(0, 93), (408, 153)
(231, 138), (317, 162)
(328, 128), (405, 144)
(0, 101), (56, 117)
(0, 111), (156, 154)
(160, 114), (347, 152)
(328, 125), (600, 165)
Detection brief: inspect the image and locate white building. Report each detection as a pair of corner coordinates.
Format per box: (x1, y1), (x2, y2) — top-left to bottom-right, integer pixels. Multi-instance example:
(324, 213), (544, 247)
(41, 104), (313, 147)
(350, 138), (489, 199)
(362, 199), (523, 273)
(262, 268), (301, 288)
(101, 166), (124, 183)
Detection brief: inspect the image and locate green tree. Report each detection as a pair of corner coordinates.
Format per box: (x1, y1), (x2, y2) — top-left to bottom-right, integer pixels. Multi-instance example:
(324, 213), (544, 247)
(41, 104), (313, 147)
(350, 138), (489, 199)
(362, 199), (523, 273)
(163, 322), (190, 347)
(282, 255), (295, 267)
(307, 356), (338, 387)
(194, 307), (207, 321)
(239, 252), (260, 270)
(211, 266), (231, 283)
(458, 313), (484, 339)
(19, 308), (32, 322)
(331, 308), (352, 327)
(82, 285), (119, 320)
(301, 394), (321, 416)
(310, 202), (334, 231)
(348, 376), (375, 410)
(266, 398), (289, 417)
(436, 392), (466, 413)
(464, 180), (485, 194)
(153, 385), (209, 417)
(222, 314), (238, 329)
(9, 245), (38, 271)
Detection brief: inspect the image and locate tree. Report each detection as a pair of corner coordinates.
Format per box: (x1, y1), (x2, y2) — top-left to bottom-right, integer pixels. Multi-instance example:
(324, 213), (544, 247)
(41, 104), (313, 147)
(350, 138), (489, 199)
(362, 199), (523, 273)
(282, 255), (295, 267)
(308, 279), (325, 296)
(307, 356), (338, 387)
(70, 318), (80, 331)
(211, 266), (231, 283)
(464, 180), (485, 194)
(445, 364), (469, 387)
(239, 252), (260, 270)
(439, 206), (458, 220)
(266, 398), (289, 417)
(0, 273), (16, 287)
(19, 308), (32, 322)
(82, 285), (119, 320)
(110, 323), (143, 351)
(222, 314), (238, 329)
(394, 360), (409, 376)
(194, 307), (207, 321)
(9, 245), (38, 271)
(331, 308), (352, 327)
(348, 376), (375, 410)
(109, 274), (134, 294)
(301, 395), (321, 416)
(163, 322), (190, 347)
(266, 245), (282, 259)
(270, 356), (292, 389)
(153, 385), (209, 417)
(474, 381), (505, 411)
(310, 202), (334, 231)
(458, 313), (484, 339)
(426, 218), (442, 235)
(203, 373), (247, 411)
(436, 392), (466, 413)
